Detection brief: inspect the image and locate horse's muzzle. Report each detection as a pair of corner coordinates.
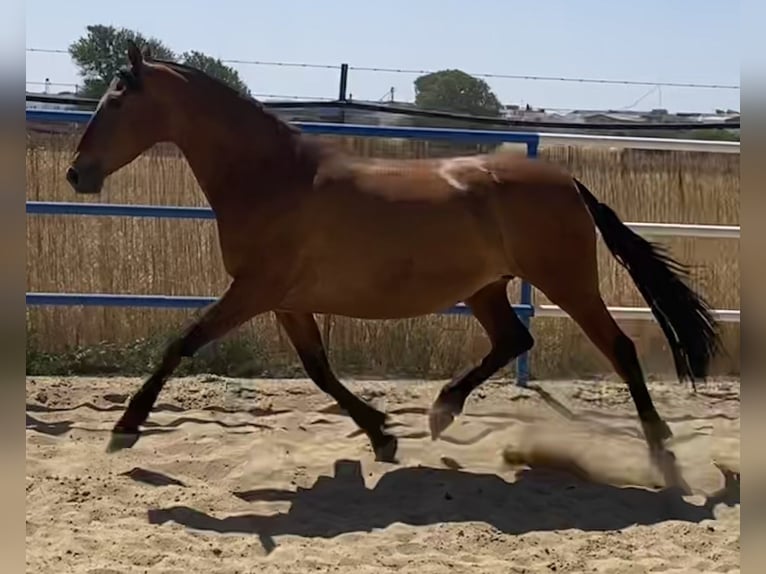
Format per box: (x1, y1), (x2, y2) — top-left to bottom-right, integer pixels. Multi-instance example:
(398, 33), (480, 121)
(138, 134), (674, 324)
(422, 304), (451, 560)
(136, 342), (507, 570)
(66, 164), (104, 194)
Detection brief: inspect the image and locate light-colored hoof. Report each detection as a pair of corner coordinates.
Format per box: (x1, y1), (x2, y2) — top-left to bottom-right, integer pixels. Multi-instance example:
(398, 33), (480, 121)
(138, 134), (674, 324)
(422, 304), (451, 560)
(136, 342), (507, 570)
(429, 401), (458, 440)
(106, 431), (140, 453)
(712, 460), (740, 488)
(650, 447), (692, 495)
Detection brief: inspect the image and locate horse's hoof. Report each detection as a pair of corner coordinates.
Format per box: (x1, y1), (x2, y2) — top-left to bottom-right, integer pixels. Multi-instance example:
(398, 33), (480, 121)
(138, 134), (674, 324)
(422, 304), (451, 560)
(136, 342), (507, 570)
(642, 418), (673, 451)
(712, 460), (740, 489)
(429, 399), (459, 440)
(106, 430), (140, 453)
(373, 435), (398, 463)
(650, 447), (692, 495)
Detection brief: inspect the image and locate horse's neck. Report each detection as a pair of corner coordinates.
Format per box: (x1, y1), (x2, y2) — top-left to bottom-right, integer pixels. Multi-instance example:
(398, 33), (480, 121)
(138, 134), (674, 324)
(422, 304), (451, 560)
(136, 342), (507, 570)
(172, 91), (311, 212)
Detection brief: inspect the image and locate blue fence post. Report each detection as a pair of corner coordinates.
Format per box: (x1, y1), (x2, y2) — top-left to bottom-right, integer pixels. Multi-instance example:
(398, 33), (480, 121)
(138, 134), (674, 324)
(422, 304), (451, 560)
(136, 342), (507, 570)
(517, 281), (533, 387)
(516, 139), (540, 387)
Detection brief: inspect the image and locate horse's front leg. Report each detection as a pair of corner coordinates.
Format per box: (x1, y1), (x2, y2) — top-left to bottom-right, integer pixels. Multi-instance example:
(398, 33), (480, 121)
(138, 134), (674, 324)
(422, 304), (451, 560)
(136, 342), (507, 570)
(275, 310), (398, 462)
(107, 277), (277, 452)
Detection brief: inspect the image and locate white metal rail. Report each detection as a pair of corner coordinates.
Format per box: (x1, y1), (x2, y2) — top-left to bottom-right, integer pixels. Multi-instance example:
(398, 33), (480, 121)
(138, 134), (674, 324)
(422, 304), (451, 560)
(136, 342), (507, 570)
(536, 305), (740, 322)
(537, 132), (740, 154)
(626, 222), (739, 239)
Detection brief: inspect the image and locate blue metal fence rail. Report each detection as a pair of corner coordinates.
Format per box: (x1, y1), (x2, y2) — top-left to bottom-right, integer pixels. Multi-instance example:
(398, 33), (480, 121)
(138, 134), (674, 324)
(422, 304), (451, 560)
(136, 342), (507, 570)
(26, 201), (218, 219)
(27, 109), (542, 146)
(25, 292), (535, 316)
(26, 108), (538, 384)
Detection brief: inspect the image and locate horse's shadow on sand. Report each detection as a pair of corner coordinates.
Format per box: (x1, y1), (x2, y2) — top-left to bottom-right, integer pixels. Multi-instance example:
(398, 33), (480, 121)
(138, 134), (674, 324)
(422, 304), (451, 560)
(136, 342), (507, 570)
(147, 459), (739, 553)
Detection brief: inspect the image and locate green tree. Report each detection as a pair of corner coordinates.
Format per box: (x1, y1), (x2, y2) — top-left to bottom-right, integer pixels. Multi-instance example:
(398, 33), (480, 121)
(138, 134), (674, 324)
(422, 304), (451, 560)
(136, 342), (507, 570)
(68, 25), (251, 99)
(414, 69), (502, 117)
(181, 51), (251, 97)
(68, 25), (175, 98)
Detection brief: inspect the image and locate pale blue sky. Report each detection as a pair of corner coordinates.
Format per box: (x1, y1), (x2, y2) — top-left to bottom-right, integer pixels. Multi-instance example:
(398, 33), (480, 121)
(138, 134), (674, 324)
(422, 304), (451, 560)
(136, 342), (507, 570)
(26, 0), (740, 112)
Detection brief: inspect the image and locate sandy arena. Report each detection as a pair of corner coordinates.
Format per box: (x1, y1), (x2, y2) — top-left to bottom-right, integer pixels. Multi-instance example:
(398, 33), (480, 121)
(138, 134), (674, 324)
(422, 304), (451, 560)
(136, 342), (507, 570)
(26, 376), (740, 573)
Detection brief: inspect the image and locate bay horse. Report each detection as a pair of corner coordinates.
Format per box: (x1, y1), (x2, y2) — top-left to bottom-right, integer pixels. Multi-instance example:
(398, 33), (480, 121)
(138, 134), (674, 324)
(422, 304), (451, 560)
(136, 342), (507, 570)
(65, 41), (720, 486)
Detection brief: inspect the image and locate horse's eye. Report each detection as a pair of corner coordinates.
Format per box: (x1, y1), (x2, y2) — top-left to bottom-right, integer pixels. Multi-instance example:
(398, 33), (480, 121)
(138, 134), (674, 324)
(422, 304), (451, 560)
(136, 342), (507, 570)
(106, 96), (122, 109)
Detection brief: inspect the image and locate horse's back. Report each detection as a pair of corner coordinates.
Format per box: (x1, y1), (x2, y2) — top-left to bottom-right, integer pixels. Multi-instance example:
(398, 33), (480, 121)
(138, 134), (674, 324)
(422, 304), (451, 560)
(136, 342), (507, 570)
(269, 147), (596, 318)
(306, 147), (587, 255)
(313, 147), (574, 201)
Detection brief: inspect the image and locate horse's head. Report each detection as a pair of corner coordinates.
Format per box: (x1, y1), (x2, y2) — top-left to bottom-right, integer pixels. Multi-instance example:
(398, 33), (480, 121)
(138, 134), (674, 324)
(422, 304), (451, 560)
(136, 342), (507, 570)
(66, 40), (176, 194)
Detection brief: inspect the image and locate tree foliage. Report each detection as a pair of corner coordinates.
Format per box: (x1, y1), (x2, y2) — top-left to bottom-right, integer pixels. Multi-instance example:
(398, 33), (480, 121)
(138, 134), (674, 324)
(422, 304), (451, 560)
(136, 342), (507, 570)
(68, 24), (251, 98)
(180, 51), (251, 96)
(68, 25), (174, 98)
(414, 69), (502, 117)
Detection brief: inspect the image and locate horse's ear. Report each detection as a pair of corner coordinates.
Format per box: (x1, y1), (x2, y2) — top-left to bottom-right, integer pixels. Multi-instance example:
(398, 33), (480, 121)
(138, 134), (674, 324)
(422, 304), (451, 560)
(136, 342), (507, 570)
(141, 44), (152, 61)
(127, 39), (144, 71)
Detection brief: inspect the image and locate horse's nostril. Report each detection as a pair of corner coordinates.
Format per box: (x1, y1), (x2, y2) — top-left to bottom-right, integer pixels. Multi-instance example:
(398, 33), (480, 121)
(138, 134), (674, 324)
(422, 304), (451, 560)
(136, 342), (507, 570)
(66, 167), (79, 186)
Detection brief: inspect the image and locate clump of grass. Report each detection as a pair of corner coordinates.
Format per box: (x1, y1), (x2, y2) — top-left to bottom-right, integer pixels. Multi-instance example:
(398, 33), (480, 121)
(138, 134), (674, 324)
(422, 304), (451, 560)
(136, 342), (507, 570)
(26, 329), (305, 378)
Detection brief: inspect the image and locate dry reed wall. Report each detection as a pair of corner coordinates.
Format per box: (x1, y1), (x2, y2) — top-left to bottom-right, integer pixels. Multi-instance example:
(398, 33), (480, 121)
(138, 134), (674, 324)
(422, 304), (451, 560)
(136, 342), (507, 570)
(26, 131), (740, 380)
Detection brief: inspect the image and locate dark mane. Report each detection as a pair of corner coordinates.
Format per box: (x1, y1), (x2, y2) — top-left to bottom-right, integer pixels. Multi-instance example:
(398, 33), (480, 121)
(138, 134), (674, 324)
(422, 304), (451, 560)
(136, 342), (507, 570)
(149, 58), (302, 137)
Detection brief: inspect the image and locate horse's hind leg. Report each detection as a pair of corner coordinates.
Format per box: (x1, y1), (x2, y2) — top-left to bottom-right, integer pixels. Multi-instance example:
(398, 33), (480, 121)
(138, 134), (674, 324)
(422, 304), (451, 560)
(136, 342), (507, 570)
(534, 279), (689, 490)
(275, 311), (398, 462)
(544, 286), (671, 445)
(429, 279), (534, 439)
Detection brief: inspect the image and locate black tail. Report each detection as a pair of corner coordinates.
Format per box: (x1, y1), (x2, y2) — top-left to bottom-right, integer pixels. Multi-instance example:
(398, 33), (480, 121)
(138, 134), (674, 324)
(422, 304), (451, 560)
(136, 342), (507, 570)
(573, 177), (722, 384)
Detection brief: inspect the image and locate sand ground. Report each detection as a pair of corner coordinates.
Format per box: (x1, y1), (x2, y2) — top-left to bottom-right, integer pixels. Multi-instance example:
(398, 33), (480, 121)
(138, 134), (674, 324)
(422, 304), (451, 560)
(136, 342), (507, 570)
(26, 376), (740, 573)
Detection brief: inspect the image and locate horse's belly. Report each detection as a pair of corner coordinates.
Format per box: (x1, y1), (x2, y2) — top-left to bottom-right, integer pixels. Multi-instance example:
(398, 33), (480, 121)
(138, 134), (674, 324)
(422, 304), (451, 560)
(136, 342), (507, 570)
(280, 254), (503, 319)
(279, 288), (473, 319)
